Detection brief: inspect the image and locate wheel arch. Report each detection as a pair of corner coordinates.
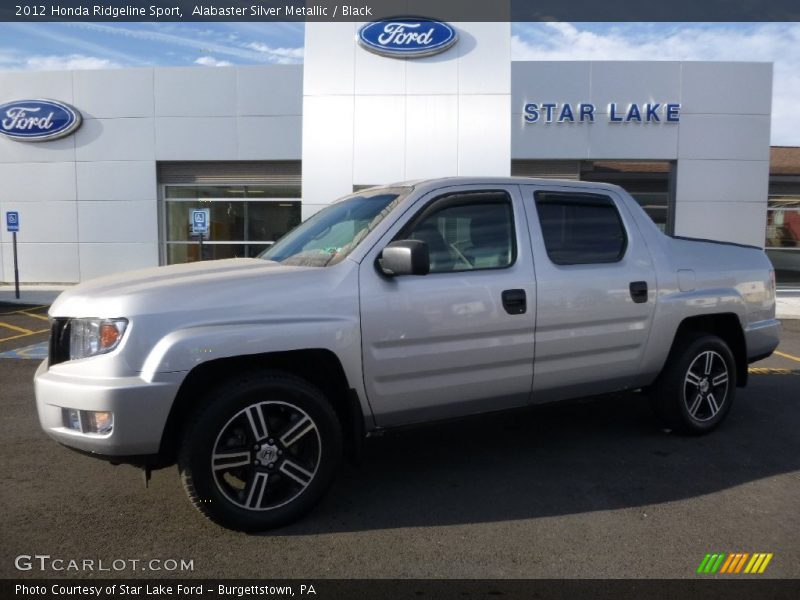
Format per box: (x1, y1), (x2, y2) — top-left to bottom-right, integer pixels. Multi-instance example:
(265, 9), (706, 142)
(667, 313), (747, 387)
(157, 349), (365, 466)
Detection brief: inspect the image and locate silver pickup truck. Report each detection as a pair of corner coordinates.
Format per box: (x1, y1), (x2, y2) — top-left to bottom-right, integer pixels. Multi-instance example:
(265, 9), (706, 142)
(35, 177), (780, 531)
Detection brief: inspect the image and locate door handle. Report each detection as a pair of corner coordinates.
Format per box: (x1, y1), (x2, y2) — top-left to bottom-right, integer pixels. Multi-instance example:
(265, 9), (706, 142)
(629, 281), (648, 304)
(502, 289), (527, 315)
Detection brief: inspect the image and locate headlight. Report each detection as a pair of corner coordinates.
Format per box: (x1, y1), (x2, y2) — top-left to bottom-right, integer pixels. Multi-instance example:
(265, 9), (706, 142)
(69, 318), (128, 360)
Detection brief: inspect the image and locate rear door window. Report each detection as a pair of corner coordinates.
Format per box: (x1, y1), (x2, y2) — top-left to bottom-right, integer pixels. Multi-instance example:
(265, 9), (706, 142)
(534, 191), (627, 265)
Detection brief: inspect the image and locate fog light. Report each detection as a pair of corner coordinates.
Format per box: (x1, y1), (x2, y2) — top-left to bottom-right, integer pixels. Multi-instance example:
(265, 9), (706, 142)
(61, 409), (113, 434)
(85, 411), (114, 434)
(63, 408), (81, 431)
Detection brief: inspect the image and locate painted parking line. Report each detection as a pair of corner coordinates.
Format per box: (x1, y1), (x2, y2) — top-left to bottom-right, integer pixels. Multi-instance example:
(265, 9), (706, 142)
(0, 328), (49, 343)
(0, 305), (47, 316)
(774, 350), (800, 364)
(20, 311), (49, 321)
(0, 340), (48, 360)
(748, 367), (799, 375)
(0, 321), (34, 335)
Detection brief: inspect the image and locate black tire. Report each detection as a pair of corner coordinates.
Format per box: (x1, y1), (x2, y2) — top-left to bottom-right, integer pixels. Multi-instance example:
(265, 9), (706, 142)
(651, 333), (737, 434)
(178, 371), (342, 532)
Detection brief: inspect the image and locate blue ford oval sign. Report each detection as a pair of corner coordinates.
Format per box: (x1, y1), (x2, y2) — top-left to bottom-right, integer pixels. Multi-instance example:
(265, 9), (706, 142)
(358, 18), (458, 58)
(0, 99), (82, 142)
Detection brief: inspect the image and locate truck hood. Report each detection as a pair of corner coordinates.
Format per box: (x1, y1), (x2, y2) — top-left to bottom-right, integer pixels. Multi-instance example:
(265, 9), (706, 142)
(51, 258), (332, 318)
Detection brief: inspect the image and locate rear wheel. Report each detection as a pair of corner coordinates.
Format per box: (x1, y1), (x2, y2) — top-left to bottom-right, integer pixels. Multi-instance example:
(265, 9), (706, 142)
(651, 334), (736, 434)
(178, 372), (342, 531)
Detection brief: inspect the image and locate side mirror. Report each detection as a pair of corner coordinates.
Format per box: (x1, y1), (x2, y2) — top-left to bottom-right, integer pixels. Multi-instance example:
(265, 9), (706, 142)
(379, 240), (430, 276)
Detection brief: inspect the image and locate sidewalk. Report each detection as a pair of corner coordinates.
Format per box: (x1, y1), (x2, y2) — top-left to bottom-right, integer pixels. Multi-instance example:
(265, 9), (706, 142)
(3, 283), (800, 319)
(777, 294), (800, 319)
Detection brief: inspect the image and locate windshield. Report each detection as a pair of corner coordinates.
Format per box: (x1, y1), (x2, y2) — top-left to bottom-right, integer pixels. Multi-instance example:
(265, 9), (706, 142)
(260, 187), (411, 267)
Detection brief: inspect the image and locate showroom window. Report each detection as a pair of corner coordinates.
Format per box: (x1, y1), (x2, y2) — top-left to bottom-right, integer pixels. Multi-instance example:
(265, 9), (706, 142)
(765, 195), (800, 286)
(580, 161), (673, 233)
(162, 185), (301, 264)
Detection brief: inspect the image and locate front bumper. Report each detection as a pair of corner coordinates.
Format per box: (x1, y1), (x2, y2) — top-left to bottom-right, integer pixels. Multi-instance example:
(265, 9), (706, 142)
(34, 360), (184, 456)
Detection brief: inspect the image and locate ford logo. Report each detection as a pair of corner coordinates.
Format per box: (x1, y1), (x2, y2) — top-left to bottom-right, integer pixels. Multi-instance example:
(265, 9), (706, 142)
(0, 99), (82, 142)
(358, 18), (458, 58)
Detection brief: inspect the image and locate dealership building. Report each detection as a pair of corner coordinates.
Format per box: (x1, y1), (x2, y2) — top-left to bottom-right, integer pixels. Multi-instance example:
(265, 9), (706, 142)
(1, 22), (798, 286)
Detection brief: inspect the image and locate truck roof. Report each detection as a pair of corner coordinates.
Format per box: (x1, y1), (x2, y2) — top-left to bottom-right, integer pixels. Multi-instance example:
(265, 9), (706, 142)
(383, 176), (626, 195)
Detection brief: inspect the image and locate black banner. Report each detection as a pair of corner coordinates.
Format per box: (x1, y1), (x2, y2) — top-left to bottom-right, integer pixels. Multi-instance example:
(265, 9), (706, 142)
(1, 0), (800, 22)
(3, 579), (800, 600)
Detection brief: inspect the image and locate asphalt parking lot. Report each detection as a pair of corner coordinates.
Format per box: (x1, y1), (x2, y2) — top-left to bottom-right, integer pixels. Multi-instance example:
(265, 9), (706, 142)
(1, 303), (799, 580)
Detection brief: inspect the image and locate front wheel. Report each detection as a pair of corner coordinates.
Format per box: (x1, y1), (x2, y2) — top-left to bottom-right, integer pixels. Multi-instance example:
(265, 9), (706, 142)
(178, 373), (342, 531)
(651, 334), (737, 434)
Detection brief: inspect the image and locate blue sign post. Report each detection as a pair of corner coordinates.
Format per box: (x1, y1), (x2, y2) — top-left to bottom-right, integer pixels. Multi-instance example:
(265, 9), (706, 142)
(6, 211), (20, 298)
(6, 211), (19, 232)
(190, 208), (210, 261)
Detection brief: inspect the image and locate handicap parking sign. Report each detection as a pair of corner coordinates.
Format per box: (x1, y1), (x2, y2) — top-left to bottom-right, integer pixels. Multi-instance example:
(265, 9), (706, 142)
(190, 208), (210, 236)
(6, 211), (19, 232)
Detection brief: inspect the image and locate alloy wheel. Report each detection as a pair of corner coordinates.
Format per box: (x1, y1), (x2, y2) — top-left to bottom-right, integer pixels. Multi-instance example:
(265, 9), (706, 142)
(683, 350), (730, 422)
(211, 401), (321, 511)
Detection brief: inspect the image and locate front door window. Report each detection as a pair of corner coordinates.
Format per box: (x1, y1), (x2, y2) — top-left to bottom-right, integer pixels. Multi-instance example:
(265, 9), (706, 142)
(401, 191), (516, 272)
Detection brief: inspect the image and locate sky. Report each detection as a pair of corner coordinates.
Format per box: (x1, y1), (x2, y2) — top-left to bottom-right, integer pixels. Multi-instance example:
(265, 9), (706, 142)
(0, 21), (798, 144)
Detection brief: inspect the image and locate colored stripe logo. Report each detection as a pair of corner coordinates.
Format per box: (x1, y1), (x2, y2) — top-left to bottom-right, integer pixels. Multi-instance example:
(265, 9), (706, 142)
(697, 553), (773, 574)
